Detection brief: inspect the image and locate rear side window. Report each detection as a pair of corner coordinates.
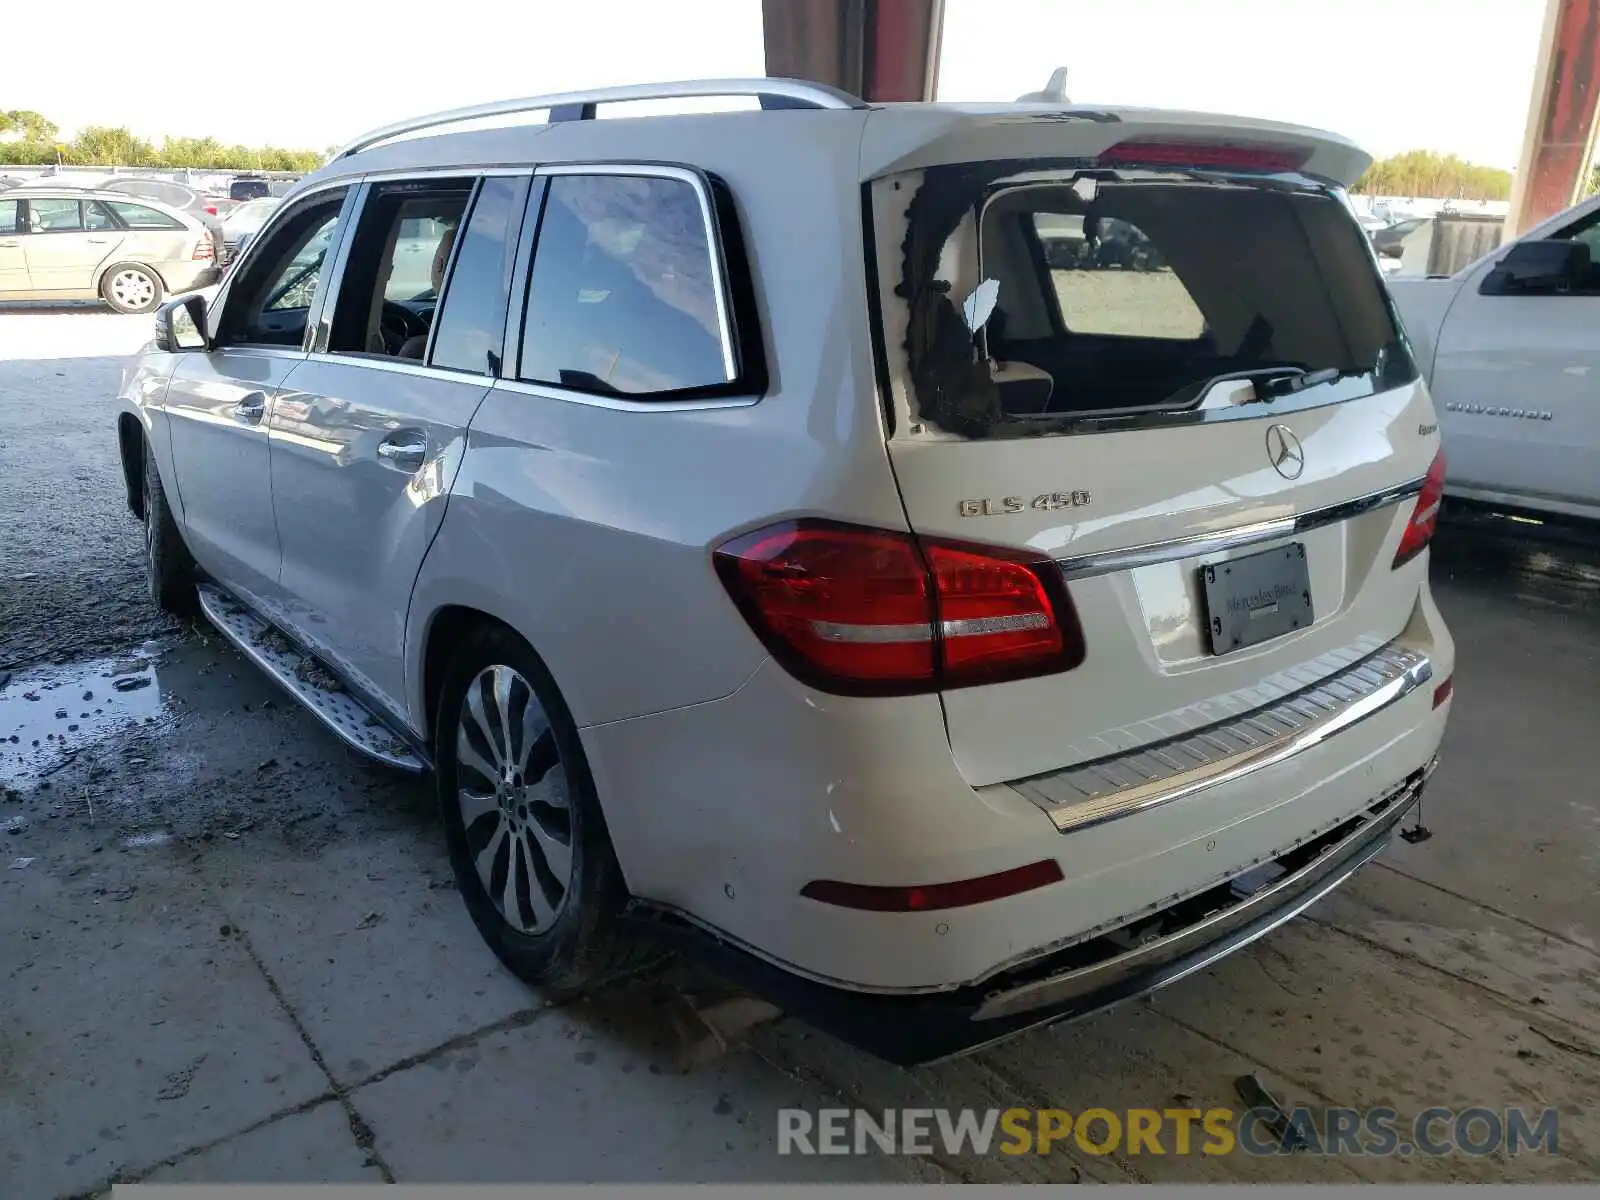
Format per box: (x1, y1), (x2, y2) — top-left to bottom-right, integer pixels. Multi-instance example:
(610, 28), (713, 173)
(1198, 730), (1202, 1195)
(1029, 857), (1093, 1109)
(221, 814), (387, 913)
(430, 175), (531, 375)
(0, 199), (20, 234)
(105, 200), (184, 230)
(517, 172), (733, 398)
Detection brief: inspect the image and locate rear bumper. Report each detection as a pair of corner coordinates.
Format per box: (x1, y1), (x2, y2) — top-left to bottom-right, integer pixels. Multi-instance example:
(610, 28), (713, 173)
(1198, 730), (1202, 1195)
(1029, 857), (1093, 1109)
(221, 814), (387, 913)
(155, 262), (219, 294)
(633, 766), (1431, 1065)
(587, 586), (1452, 997)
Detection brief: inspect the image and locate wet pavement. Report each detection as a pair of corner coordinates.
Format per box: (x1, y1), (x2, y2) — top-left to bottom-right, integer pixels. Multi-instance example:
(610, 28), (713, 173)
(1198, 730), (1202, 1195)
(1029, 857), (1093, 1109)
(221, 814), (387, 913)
(2, 313), (1599, 1195)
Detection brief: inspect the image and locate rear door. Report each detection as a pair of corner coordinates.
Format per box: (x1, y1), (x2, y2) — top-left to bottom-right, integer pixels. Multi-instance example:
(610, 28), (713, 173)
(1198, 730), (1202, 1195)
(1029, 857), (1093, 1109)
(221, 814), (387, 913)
(267, 173), (530, 713)
(867, 138), (1441, 787)
(19, 198), (120, 291)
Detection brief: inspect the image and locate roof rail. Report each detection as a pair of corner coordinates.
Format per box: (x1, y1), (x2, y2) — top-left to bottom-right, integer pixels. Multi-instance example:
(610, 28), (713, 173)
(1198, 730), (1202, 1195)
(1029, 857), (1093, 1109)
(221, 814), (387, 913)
(335, 78), (869, 159)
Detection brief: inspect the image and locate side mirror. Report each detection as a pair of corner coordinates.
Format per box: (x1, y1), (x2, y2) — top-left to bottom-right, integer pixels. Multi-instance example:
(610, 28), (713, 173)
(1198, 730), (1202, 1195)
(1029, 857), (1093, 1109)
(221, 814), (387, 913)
(154, 293), (210, 352)
(1479, 238), (1590, 295)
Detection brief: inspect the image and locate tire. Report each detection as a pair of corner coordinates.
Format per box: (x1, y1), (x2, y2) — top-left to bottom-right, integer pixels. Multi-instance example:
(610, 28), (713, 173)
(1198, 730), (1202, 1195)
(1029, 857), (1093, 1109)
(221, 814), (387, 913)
(436, 625), (642, 996)
(141, 439), (198, 616)
(102, 264), (164, 314)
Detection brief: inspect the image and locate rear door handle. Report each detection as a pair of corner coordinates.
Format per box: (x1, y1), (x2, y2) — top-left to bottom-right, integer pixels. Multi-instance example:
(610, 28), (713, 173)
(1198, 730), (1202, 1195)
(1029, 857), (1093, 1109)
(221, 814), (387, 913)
(0, 241), (17, 248)
(376, 430), (428, 471)
(232, 392), (267, 424)
(87, 237), (110, 244)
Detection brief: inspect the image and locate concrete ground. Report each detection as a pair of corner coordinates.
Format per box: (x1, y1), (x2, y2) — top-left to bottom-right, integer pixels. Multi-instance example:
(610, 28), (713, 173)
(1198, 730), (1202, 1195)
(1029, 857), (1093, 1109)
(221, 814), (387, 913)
(2, 309), (1598, 1196)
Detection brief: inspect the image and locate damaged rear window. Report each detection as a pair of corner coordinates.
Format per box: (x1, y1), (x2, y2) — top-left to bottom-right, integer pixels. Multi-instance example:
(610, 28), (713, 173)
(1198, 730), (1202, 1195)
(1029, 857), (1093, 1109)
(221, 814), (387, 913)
(883, 164), (1418, 437)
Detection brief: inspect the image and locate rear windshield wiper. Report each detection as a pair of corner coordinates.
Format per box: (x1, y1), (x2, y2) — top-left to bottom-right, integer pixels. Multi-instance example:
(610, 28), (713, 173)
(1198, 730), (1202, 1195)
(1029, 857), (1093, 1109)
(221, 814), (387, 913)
(1180, 366), (1362, 410)
(1256, 366), (1342, 398)
(1164, 366), (1309, 410)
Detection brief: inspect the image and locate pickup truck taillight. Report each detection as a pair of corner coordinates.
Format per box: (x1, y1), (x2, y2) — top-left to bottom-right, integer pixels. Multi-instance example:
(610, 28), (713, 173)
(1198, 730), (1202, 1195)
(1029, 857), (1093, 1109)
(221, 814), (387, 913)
(1393, 448), (1446, 568)
(713, 519), (1085, 696)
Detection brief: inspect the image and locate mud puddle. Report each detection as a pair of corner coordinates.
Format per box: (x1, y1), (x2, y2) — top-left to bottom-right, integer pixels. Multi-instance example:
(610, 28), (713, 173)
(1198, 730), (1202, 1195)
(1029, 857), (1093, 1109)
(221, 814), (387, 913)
(0, 644), (173, 788)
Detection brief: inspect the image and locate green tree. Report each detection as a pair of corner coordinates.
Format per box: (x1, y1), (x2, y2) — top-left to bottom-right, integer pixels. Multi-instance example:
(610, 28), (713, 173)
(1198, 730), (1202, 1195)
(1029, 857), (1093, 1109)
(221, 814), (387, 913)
(0, 110), (57, 141)
(63, 126), (155, 167)
(0, 109), (322, 170)
(1353, 150), (1512, 201)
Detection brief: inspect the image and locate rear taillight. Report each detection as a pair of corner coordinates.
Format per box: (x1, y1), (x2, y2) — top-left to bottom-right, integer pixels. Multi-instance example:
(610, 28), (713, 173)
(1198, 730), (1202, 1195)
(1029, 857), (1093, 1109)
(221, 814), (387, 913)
(713, 519), (1085, 696)
(1433, 676), (1453, 708)
(1393, 449), (1446, 568)
(192, 238), (215, 261)
(1097, 138), (1310, 173)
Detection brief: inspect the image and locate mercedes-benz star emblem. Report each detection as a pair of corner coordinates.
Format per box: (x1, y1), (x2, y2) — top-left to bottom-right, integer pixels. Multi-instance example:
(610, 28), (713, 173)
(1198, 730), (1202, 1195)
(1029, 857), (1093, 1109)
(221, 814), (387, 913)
(1265, 424), (1305, 480)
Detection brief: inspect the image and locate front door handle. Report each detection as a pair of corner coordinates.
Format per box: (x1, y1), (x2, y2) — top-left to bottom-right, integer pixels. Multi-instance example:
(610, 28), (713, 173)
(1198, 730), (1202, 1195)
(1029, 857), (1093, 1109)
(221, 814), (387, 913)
(376, 431), (428, 471)
(232, 392), (267, 424)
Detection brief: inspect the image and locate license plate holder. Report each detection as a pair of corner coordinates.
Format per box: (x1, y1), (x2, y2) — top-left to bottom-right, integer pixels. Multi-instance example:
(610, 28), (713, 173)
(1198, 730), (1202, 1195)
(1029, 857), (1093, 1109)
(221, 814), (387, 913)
(1201, 543), (1313, 655)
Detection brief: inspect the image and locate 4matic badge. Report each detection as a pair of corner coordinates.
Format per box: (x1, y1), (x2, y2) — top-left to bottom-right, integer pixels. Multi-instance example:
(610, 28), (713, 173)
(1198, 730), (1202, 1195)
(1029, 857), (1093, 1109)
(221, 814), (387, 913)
(959, 491), (1091, 517)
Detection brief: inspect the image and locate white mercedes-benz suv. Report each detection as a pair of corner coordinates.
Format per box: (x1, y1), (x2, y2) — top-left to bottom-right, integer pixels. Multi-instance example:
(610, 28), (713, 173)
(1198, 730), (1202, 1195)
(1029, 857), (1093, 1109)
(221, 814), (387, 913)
(114, 78), (1453, 1064)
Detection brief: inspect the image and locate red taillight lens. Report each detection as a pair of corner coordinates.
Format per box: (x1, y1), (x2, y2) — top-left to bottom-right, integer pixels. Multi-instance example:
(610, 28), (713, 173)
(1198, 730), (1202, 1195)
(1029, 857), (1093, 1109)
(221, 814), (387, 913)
(801, 859), (1065, 912)
(1393, 449), (1446, 568)
(1097, 138), (1310, 173)
(713, 520), (1084, 696)
(1433, 676), (1453, 708)
(925, 539), (1073, 686)
(192, 238), (215, 261)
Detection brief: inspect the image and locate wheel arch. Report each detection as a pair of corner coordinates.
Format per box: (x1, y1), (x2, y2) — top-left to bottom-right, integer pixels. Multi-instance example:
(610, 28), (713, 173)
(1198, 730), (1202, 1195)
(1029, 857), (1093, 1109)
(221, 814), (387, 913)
(418, 604), (574, 755)
(118, 413), (147, 520)
(95, 258), (170, 296)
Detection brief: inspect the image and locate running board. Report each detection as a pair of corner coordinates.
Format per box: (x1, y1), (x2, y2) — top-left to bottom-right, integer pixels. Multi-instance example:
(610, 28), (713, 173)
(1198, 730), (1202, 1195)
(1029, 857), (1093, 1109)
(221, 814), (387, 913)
(196, 584), (428, 773)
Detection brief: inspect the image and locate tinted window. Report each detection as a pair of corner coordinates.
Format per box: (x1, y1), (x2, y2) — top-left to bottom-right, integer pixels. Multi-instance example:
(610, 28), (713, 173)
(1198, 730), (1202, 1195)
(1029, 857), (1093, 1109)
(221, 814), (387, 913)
(430, 176), (530, 374)
(518, 173), (731, 397)
(222, 194), (345, 347)
(105, 200), (184, 230)
(28, 198), (83, 232)
(0, 199), (18, 234)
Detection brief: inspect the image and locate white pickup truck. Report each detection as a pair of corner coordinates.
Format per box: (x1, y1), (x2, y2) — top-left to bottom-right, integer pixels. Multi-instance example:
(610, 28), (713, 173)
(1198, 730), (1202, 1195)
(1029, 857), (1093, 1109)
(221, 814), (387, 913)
(1387, 194), (1600, 523)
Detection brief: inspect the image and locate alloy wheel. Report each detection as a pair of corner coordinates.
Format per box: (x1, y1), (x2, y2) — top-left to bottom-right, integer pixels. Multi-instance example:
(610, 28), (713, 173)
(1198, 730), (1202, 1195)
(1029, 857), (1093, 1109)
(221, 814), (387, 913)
(111, 270), (155, 310)
(454, 664), (573, 933)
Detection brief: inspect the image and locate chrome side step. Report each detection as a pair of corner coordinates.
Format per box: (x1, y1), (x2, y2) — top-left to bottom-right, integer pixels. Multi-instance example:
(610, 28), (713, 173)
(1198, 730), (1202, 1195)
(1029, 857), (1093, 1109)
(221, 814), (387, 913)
(196, 584), (428, 773)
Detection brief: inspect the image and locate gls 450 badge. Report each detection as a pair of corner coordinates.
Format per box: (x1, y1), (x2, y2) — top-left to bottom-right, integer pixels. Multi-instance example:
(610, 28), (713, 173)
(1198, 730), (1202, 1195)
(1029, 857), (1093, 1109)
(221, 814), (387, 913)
(959, 491), (1091, 518)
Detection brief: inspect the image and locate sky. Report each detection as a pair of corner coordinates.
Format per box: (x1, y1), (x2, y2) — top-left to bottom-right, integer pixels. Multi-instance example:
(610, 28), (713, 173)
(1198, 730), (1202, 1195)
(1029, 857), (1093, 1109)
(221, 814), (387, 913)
(5, 0), (1548, 168)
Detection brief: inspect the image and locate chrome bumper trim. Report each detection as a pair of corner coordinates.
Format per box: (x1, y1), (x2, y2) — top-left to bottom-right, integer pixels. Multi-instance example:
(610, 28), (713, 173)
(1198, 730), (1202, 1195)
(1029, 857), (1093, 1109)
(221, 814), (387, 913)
(1013, 643), (1431, 834)
(1055, 476), (1425, 581)
(972, 775), (1422, 1022)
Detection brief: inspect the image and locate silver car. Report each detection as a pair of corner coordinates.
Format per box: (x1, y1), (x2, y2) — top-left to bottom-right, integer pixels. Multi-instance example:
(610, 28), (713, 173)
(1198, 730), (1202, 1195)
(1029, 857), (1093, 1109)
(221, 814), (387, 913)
(0, 188), (220, 312)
